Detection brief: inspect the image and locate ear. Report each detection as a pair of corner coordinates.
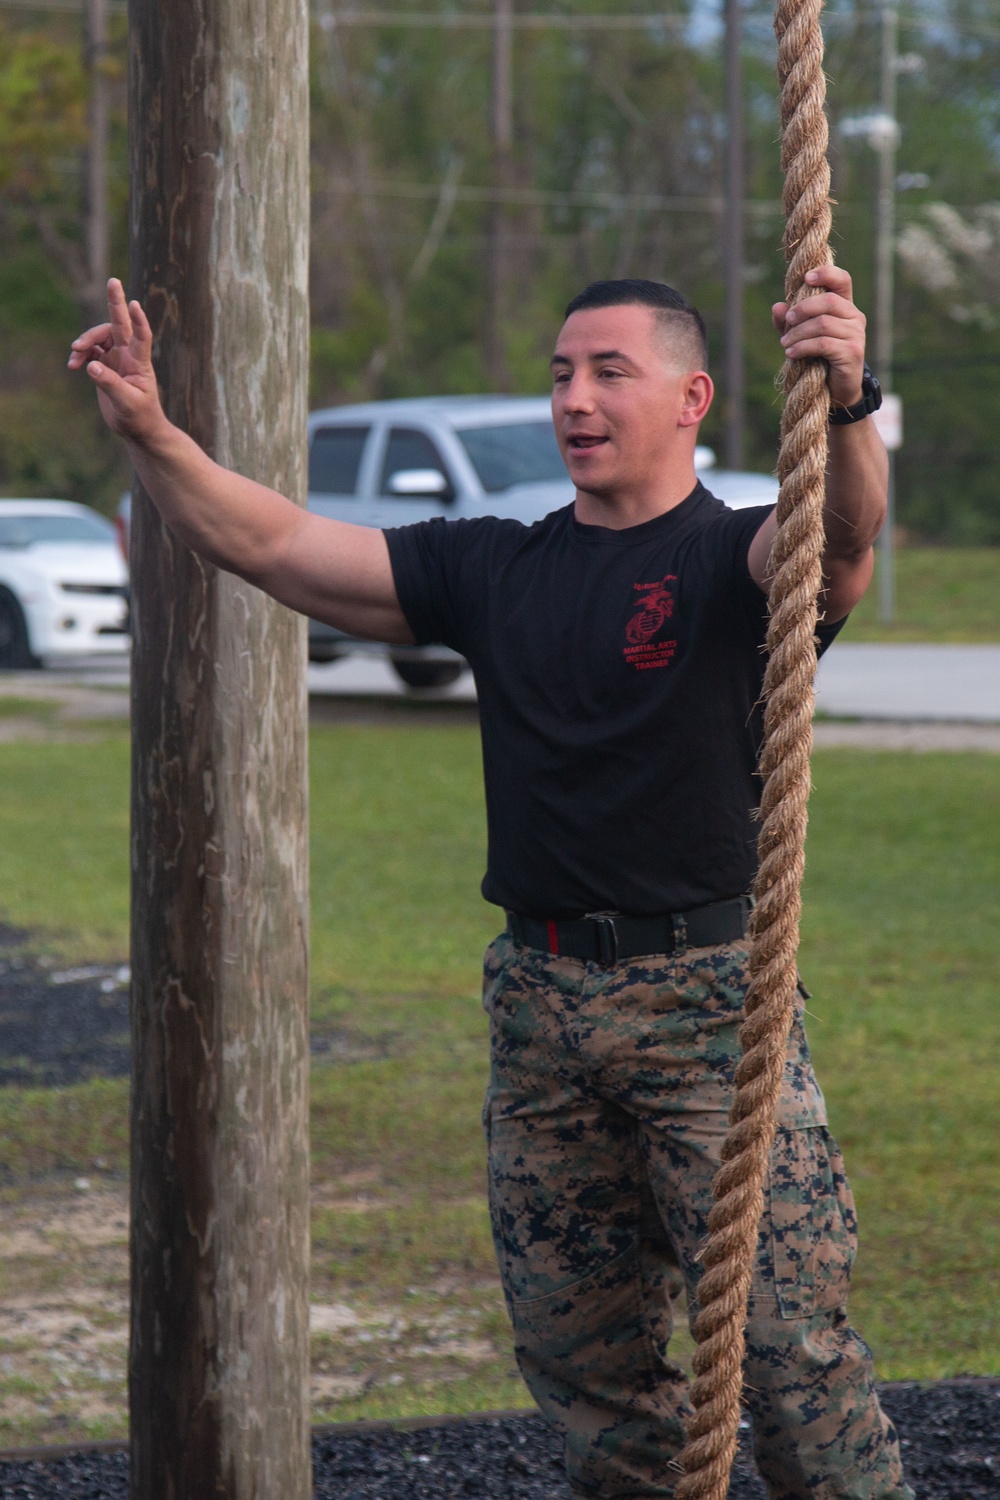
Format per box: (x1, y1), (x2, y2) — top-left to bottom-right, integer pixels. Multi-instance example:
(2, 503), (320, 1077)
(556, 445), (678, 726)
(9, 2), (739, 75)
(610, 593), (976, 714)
(678, 371), (714, 427)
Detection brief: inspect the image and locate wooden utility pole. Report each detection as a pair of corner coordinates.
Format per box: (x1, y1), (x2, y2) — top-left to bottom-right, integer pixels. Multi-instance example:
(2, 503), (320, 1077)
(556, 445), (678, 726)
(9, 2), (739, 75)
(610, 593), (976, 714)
(723, 0), (745, 470)
(127, 3), (311, 1498)
(83, 0), (109, 326)
(485, 0), (513, 390)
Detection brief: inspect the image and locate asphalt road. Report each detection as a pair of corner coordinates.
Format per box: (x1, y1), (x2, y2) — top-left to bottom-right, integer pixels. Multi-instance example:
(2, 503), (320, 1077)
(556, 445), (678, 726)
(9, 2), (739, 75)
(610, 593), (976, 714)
(814, 643), (1000, 723)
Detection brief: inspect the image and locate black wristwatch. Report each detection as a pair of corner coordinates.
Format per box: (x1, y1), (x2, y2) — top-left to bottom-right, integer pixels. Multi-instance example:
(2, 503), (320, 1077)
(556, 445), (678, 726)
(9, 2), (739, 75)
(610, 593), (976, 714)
(829, 363), (882, 425)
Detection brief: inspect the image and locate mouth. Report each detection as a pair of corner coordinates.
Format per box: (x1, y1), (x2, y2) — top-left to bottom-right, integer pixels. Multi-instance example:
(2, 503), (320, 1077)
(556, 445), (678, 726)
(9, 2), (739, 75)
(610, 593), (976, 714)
(566, 434), (609, 452)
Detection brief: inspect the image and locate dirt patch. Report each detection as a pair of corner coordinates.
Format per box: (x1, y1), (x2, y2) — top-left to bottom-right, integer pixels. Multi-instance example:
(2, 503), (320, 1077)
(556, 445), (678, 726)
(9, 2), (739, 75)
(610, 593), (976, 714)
(0, 1184), (508, 1448)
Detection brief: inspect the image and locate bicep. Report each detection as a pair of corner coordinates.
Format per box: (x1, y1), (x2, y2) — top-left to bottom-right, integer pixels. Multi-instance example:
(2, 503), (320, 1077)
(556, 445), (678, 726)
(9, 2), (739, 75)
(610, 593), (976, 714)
(256, 512), (414, 644)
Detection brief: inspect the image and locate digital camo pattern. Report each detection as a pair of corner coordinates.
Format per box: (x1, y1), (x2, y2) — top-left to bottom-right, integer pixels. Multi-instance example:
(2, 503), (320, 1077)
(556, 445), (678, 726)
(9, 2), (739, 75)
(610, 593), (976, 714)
(482, 932), (913, 1500)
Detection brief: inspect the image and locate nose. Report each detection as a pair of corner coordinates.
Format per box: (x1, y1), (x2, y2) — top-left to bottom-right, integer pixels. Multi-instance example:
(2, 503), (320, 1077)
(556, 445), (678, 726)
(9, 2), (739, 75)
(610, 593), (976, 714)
(558, 371), (596, 414)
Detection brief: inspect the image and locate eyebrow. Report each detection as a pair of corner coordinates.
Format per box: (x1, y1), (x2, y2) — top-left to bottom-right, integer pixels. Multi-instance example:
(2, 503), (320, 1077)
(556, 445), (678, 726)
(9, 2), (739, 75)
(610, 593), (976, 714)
(550, 349), (640, 369)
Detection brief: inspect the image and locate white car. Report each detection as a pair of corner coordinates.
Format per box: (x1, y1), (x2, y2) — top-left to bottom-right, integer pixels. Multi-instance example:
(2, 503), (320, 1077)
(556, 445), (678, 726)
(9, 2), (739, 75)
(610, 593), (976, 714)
(0, 500), (129, 669)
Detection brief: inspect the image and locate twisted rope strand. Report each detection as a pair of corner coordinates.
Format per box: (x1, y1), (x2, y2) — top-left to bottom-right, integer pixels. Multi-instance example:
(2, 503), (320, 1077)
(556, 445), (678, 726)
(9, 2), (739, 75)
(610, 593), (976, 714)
(675, 0), (832, 1494)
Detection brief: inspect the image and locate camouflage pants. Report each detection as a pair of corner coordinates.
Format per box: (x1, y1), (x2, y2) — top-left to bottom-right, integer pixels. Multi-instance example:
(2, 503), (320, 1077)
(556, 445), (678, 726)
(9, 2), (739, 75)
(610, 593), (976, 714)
(482, 932), (913, 1500)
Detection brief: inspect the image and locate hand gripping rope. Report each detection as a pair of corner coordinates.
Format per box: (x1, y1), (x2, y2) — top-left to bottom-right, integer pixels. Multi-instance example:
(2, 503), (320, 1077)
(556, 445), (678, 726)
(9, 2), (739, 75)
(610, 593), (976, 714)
(675, 0), (833, 1494)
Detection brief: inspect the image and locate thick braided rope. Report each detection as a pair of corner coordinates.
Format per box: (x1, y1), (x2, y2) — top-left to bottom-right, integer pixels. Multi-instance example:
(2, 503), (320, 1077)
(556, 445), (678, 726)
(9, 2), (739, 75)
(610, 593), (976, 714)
(675, 1), (832, 1497)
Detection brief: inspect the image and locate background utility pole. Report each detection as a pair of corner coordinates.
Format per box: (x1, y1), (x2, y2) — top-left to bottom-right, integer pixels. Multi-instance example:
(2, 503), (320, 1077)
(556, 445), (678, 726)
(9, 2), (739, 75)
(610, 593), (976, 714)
(875, 2), (898, 622)
(723, 0), (745, 470)
(128, 2), (311, 1497)
(83, 0), (108, 327)
(485, 0), (513, 390)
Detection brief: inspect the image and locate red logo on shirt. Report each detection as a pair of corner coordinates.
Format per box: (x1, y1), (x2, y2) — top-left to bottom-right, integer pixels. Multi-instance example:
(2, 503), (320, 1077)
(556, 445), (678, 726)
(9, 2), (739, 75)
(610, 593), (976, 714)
(624, 575), (677, 670)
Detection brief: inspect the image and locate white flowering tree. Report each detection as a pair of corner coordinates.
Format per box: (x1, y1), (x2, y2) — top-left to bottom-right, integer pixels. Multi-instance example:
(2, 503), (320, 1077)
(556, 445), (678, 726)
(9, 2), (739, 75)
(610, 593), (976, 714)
(897, 203), (1000, 330)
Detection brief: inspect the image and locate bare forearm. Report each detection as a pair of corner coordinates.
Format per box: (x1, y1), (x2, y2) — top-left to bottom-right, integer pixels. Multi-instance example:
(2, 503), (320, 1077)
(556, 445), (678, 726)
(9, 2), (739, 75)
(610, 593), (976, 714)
(128, 415), (302, 583)
(824, 417), (888, 563)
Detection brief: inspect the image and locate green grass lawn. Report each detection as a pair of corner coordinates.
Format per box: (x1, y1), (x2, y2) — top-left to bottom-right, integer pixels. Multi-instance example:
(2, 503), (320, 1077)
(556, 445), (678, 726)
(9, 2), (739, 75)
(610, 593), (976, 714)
(0, 722), (997, 1444)
(841, 546), (1000, 641)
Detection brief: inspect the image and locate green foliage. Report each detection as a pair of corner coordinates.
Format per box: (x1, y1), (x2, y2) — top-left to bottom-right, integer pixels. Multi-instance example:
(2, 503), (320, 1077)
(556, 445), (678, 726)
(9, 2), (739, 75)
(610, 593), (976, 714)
(305, 1), (1000, 540)
(0, 344), (130, 509)
(5, 5), (1000, 530)
(0, 22), (86, 199)
(0, 250), (78, 336)
(0, 18), (128, 512)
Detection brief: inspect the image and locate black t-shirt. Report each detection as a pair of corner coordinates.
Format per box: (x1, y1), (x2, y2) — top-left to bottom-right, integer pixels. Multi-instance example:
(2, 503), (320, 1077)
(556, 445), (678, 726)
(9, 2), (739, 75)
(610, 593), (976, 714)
(385, 483), (843, 919)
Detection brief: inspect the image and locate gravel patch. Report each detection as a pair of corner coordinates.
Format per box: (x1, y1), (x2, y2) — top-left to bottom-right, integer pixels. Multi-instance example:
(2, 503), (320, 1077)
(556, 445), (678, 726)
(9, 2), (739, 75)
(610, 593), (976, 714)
(0, 1382), (997, 1498)
(0, 933), (393, 1087)
(0, 938), (130, 1088)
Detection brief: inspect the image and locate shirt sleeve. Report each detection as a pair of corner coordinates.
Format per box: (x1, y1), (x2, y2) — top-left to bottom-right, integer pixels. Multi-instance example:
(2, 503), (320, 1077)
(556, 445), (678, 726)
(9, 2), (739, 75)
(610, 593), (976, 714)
(727, 502), (848, 657)
(383, 517), (488, 654)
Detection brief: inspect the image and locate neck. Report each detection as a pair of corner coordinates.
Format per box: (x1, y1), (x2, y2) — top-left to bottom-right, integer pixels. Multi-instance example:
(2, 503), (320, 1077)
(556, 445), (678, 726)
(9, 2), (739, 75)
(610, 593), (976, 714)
(572, 464), (699, 531)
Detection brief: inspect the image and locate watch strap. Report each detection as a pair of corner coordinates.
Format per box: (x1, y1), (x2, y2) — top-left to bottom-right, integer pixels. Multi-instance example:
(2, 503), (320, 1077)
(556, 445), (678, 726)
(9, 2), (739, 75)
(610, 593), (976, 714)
(829, 363), (883, 425)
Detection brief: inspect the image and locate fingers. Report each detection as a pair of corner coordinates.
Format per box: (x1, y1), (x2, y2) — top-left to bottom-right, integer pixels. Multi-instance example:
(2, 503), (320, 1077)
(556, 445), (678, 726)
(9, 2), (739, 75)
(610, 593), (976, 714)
(85, 357), (149, 433)
(781, 335), (858, 363)
(783, 294), (864, 327)
(803, 264), (853, 300)
(86, 358), (130, 394)
(106, 277), (134, 346)
(129, 299), (153, 348)
(772, 301), (789, 334)
(781, 297), (866, 366)
(782, 311), (863, 346)
(68, 323), (113, 369)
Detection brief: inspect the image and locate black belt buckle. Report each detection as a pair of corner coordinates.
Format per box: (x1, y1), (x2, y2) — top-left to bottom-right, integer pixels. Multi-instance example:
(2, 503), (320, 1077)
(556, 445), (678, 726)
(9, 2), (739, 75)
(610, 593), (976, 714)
(588, 913), (619, 965)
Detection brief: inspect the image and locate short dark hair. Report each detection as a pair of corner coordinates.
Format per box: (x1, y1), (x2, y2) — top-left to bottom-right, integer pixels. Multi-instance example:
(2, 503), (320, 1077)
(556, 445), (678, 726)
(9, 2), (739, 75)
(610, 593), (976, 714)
(564, 279), (708, 370)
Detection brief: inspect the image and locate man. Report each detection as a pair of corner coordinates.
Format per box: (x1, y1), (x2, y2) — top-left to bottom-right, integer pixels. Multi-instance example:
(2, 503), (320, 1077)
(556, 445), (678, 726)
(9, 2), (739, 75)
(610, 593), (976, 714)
(70, 269), (911, 1500)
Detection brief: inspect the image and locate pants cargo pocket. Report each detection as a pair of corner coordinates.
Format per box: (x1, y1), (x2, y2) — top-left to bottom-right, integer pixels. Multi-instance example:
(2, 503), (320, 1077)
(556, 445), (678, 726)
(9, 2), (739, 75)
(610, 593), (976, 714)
(762, 1126), (858, 1319)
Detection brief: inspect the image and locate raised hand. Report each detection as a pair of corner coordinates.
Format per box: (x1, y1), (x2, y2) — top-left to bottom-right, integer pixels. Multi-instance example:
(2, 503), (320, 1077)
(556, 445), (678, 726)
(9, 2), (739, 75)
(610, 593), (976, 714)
(68, 278), (165, 445)
(772, 265), (868, 408)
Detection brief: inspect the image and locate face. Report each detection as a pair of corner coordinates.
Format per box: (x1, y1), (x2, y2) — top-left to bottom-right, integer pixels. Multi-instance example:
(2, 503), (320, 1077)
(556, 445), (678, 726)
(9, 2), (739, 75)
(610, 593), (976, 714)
(550, 304), (713, 502)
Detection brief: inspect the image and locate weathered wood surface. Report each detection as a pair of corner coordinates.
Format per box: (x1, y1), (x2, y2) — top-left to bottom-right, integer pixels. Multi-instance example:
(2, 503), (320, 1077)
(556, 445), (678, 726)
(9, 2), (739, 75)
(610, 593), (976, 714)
(127, 2), (311, 1496)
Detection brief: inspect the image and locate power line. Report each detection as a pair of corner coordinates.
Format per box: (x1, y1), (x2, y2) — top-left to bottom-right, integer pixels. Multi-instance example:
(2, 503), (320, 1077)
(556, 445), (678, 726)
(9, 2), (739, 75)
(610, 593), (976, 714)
(323, 7), (1000, 41)
(325, 10), (684, 27)
(324, 174), (786, 213)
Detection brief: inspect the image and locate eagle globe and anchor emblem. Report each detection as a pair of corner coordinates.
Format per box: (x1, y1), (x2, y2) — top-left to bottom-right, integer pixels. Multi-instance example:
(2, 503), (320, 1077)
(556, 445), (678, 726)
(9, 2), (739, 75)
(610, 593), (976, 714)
(623, 574), (678, 669)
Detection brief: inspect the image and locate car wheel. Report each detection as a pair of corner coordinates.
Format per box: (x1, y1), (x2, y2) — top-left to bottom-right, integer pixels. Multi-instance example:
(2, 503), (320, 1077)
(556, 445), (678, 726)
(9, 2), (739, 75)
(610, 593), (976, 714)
(0, 588), (37, 670)
(391, 657), (465, 690)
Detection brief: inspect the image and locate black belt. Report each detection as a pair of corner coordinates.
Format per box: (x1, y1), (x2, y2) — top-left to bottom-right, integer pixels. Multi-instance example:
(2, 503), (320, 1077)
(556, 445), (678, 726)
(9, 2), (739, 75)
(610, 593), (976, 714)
(506, 896), (752, 966)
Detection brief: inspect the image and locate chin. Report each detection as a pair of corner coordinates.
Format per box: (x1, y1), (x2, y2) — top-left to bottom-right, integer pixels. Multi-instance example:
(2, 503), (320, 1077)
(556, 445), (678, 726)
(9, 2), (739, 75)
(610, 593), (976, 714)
(567, 463), (619, 496)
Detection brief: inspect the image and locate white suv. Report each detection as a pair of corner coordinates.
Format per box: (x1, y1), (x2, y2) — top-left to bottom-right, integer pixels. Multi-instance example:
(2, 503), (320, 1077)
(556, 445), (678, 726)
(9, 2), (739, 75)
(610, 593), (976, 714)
(306, 396), (778, 687)
(0, 500), (129, 669)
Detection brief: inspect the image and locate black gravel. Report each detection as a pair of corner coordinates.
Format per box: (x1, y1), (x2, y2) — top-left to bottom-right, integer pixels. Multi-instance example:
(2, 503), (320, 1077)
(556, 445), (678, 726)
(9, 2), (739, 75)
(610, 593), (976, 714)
(0, 1382), (997, 1498)
(0, 928), (130, 1089)
(0, 927), (387, 1090)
